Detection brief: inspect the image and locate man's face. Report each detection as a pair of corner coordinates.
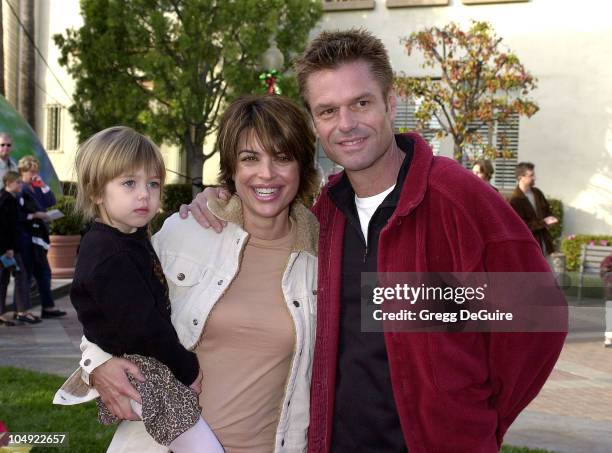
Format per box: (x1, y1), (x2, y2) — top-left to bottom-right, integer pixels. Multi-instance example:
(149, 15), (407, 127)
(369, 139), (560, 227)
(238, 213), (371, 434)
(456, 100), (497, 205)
(519, 169), (536, 189)
(0, 136), (12, 160)
(305, 60), (396, 175)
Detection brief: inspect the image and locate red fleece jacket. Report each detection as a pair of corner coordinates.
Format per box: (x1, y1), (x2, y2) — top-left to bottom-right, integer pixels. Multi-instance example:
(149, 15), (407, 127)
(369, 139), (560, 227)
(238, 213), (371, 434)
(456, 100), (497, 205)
(308, 133), (567, 453)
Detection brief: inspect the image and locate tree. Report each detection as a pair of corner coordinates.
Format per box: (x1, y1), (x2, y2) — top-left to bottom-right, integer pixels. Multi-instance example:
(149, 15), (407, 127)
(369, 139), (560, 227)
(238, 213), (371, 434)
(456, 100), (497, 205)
(0, 1), (5, 97)
(395, 21), (538, 162)
(54, 0), (322, 189)
(19, 0), (36, 128)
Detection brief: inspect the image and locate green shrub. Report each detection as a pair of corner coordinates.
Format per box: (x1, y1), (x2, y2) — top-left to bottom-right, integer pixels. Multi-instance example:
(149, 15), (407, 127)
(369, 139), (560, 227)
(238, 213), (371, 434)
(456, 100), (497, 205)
(547, 198), (563, 246)
(49, 195), (86, 236)
(61, 180), (78, 197)
(162, 183), (193, 214)
(560, 234), (612, 271)
(150, 211), (170, 235)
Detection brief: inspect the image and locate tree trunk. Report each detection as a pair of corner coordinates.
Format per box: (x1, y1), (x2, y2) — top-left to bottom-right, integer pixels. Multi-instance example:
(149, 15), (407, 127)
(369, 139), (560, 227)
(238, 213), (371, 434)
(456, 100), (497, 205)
(0, 2), (5, 97)
(19, 0), (35, 128)
(186, 139), (205, 197)
(453, 141), (464, 163)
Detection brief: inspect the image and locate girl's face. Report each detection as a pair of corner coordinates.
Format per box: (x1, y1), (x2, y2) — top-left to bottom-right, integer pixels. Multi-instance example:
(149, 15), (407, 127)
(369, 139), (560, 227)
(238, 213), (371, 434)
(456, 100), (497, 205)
(96, 167), (161, 233)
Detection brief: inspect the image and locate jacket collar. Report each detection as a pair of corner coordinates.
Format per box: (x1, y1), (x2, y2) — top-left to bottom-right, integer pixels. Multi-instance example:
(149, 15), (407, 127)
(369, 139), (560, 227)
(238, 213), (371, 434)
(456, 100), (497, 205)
(208, 195), (318, 257)
(512, 186), (527, 200)
(325, 132), (433, 219)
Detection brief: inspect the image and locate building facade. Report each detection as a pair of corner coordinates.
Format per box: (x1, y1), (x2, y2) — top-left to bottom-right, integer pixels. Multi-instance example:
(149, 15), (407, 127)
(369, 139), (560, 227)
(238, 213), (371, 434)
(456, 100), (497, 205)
(2, 0), (611, 234)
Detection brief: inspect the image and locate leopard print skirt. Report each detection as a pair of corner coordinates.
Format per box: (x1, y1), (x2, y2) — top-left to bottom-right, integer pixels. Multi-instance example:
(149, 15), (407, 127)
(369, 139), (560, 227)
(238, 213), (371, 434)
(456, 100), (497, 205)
(96, 354), (201, 446)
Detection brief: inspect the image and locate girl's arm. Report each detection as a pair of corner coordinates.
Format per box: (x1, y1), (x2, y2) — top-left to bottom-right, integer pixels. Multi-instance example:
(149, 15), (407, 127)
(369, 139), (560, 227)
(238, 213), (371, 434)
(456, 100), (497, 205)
(84, 252), (199, 387)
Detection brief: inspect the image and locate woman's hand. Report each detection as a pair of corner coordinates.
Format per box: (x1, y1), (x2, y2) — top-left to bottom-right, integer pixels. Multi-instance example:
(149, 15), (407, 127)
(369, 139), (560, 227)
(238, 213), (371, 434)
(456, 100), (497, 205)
(178, 187), (229, 232)
(90, 357), (145, 420)
(189, 369), (204, 395)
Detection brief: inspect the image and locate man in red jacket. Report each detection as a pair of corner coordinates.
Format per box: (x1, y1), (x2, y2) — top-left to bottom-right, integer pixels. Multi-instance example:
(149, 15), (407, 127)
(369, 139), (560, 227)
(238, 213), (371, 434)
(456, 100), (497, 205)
(96, 29), (568, 452)
(291, 30), (566, 452)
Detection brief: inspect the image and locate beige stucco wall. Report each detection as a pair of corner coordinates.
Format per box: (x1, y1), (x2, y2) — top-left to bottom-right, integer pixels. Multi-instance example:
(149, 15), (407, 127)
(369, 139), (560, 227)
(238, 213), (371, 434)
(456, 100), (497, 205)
(23, 0), (612, 233)
(31, 0), (211, 186)
(317, 0), (612, 235)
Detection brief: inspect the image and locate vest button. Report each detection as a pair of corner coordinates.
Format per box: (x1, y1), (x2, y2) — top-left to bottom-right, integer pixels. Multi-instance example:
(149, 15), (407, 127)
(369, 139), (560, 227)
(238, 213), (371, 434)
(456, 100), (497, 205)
(83, 359), (91, 366)
(217, 280), (223, 285)
(281, 439), (285, 446)
(177, 273), (185, 281)
(293, 300), (300, 308)
(192, 319), (198, 326)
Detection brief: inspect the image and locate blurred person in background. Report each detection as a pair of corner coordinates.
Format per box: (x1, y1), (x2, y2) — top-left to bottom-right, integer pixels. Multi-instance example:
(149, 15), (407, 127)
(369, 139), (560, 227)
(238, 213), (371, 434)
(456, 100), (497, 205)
(472, 158), (499, 192)
(0, 133), (18, 190)
(0, 171), (39, 325)
(510, 162), (558, 255)
(17, 156), (66, 318)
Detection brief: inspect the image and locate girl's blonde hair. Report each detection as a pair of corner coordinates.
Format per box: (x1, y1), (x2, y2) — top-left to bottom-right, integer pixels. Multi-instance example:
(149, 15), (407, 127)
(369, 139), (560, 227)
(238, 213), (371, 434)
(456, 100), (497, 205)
(18, 155), (40, 173)
(75, 126), (166, 221)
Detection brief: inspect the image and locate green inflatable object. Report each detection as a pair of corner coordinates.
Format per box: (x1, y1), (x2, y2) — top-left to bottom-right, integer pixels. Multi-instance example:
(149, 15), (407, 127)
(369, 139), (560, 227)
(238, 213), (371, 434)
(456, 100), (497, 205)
(0, 94), (62, 195)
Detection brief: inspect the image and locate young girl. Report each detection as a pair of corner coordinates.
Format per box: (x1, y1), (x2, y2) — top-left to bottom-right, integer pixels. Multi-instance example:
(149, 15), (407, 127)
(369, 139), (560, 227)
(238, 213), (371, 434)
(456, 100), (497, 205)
(68, 126), (223, 452)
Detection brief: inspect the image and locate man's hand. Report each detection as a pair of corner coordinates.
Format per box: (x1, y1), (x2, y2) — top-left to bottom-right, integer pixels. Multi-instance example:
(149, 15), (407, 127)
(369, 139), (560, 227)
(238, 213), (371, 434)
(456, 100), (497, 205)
(178, 187), (230, 233)
(90, 357), (145, 420)
(189, 369), (204, 395)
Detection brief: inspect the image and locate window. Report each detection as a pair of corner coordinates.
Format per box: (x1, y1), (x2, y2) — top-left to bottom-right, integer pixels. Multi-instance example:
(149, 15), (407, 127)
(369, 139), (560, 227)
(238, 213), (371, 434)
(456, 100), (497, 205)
(394, 96), (519, 188)
(387, 0), (448, 8)
(462, 0), (528, 4)
(394, 96), (442, 155)
(322, 0), (375, 11)
(46, 105), (62, 151)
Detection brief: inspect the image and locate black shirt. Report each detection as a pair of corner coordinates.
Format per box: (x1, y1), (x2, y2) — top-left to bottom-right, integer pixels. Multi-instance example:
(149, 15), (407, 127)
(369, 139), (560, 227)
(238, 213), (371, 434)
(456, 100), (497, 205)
(329, 135), (414, 452)
(70, 222), (199, 386)
(0, 189), (19, 254)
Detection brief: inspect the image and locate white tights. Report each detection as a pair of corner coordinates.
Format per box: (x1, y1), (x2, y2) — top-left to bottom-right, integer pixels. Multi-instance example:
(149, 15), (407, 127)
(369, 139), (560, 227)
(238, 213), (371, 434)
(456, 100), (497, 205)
(130, 400), (224, 453)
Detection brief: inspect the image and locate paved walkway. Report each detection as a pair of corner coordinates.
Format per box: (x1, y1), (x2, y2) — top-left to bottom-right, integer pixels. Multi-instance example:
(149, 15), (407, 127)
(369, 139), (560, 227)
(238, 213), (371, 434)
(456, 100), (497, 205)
(1, 286), (611, 452)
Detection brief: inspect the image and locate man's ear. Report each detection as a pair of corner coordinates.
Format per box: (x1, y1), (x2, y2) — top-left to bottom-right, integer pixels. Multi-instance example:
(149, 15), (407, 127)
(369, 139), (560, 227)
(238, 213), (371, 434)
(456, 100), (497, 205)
(387, 88), (397, 123)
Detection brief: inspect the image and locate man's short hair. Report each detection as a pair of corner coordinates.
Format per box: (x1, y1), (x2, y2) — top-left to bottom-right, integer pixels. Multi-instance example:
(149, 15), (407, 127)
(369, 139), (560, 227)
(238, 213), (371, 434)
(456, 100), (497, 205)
(294, 28), (393, 110)
(515, 162), (535, 179)
(217, 95), (319, 204)
(2, 171), (19, 187)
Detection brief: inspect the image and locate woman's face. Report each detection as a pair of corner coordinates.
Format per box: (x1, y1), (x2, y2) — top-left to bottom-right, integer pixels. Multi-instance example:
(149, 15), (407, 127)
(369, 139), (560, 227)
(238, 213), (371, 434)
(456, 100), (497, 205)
(233, 130), (300, 225)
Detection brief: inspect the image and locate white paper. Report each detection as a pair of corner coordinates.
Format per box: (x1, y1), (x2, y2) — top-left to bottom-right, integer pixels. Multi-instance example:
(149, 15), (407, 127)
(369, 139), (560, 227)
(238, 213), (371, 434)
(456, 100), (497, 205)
(47, 209), (65, 221)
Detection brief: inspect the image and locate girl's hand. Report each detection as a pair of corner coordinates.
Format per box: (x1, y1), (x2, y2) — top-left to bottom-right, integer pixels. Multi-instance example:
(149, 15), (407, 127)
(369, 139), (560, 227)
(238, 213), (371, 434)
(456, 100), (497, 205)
(189, 369), (204, 395)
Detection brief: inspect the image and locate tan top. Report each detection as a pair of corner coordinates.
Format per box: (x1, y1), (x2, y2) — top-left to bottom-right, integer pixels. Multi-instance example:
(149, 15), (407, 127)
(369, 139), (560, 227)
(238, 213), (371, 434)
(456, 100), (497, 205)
(195, 224), (296, 453)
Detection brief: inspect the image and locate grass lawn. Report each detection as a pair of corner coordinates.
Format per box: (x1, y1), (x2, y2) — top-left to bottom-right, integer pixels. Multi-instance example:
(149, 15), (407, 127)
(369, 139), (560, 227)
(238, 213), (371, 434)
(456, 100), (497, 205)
(0, 366), (554, 453)
(0, 367), (115, 452)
